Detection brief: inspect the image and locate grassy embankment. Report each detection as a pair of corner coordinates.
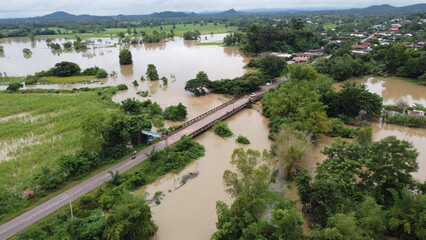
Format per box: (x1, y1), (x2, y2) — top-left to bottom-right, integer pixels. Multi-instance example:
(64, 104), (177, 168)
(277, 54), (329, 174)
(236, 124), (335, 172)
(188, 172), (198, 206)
(0, 76), (98, 85)
(38, 76), (97, 84)
(32, 24), (237, 39)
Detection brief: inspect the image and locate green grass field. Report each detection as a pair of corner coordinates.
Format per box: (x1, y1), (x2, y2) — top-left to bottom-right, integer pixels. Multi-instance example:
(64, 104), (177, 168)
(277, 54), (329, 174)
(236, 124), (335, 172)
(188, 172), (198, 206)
(0, 76), (24, 85)
(0, 91), (119, 189)
(33, 23), (237, 39)
(195, 42), (223, 46)
(323, 23), (337, 30)
(38, 75), (97, 84)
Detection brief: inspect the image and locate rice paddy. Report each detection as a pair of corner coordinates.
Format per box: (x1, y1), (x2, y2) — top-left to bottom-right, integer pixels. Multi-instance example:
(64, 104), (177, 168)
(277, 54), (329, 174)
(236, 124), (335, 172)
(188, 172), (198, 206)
(0, 91), (119, 189)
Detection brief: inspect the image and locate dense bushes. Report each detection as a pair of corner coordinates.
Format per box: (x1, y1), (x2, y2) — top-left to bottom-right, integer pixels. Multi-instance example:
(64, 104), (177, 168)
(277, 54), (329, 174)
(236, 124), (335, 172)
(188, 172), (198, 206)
(163, 102), (187, 121)
(6, 82), (23, 91)
(51, 61), (81, 77)
(383, 112), (426, 128)
(208, 71), (266, 96)
(213, 121), (233, 137)
(183, 30), (200, 40)
(185, 71), (267, 97)
(236, 135), (250, 144)
(146, 64), (159, 80)
(119, 49), (132, 65)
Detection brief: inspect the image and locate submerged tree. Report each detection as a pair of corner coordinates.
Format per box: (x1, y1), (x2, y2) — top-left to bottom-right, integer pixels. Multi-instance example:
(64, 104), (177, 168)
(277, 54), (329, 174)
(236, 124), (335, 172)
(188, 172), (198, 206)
(119, 49), (133, 65)
(146, 64), (159, 80)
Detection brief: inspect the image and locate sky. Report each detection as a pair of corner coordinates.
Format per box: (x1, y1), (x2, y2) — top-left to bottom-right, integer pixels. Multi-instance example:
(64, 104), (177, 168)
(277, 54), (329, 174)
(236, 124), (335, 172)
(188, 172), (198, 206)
(0, 0), (424, 18)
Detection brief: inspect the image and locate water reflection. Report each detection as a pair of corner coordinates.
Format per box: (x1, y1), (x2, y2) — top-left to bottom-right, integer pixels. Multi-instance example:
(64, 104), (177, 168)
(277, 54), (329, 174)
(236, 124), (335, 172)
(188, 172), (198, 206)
(143, 42), (166, 51)
(336, 76), (426, 106)
(120, 64), (134, 77)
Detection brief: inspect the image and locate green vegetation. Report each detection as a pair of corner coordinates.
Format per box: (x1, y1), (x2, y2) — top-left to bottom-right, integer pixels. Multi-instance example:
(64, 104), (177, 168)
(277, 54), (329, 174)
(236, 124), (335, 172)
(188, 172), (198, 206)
(183, 30), (201, 40)
(223, 32), (244, 46)
(146, 64), (159, 80)
(195, 42), (222, 45)
(119, 49), (132, 65)
(315, 44), (426, 81)
(15, 136), (205, 240)
(297, 136), (422, 239)
(246, 54), (288, 78)
(184, 71), (210, 96)
(213, 121), (233, 137)
(236, 135), (250, 144)
(0, 88), (120, 219)
(1, 24), (236, 40)
(0, 76), (24, 85)
(383, 112), (426, 128)
(137, 90), (148, 97)
(22, 62), (108, 84)
(22, 48), (32, 55)
(163, 103), (187, 122)
(6, 82), (23, 91)
(161, 76), (168, 85)
(38, 75), (97, 84)
(132, 80), (139, 86)
(117, 84), (128, 90)
(0, 45), (3, 53)
(186, 71), (267, 97)
(212, 148), (304, 240)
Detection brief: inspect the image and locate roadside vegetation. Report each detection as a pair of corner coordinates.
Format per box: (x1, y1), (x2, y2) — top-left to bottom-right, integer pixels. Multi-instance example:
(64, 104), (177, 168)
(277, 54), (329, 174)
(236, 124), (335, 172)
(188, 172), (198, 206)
(213, 121), (233, 137)
(0, 88), (170, 223)
(15, 136), (205, 240)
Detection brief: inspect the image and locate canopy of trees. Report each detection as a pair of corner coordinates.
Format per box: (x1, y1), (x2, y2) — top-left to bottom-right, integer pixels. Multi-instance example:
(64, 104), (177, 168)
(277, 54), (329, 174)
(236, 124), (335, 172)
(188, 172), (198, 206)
(119, 49), (133, 65)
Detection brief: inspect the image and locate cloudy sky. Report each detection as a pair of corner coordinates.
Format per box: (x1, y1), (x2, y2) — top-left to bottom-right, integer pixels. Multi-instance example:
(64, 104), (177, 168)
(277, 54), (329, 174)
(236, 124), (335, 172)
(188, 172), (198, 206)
(0, 0), (424, 18)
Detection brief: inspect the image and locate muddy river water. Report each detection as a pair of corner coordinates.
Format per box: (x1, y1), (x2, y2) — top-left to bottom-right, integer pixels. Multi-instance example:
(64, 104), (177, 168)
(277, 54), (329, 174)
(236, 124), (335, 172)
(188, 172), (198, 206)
(1, 36), (425, 239)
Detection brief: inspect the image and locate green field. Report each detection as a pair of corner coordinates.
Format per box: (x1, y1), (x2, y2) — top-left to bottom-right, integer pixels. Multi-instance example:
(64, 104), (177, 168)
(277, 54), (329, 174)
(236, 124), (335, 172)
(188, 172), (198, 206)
(0, 76), (24, 85)
(38, 75), (97, 84)
(34, 23), (237, 39)
(323, 23), (337, 30)
(0, 91), (119, 189)
(195, 42), (223, 46)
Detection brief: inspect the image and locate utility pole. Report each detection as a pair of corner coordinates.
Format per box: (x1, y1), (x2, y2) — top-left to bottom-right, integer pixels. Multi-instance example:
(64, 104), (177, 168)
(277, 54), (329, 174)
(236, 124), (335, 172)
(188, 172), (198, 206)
(65, 192), (74, 219)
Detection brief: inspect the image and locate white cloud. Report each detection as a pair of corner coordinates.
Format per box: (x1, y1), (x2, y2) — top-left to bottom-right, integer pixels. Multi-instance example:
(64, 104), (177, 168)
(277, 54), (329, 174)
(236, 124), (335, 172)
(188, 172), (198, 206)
(0, 0), (424, 18)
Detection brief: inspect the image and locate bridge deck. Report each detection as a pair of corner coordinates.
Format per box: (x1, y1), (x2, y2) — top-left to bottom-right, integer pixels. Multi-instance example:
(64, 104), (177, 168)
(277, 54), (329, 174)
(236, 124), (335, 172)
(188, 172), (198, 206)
(0, 77), (286, 239)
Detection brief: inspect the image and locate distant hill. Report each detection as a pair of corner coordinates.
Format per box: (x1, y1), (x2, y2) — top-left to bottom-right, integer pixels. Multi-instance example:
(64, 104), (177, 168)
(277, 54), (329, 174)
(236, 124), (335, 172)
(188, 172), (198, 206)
(218, 9), (239, 16)
(37, 11), (77, 20)
(149, 11), (196, 18)
(1, 3), (426, 21)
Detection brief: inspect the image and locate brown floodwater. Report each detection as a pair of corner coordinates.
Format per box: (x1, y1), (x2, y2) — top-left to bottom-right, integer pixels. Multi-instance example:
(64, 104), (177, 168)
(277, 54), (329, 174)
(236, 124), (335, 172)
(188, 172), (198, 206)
(335, 76), (426, 106)
(137, 105), (272, 240)
(1, 37), (425, 238)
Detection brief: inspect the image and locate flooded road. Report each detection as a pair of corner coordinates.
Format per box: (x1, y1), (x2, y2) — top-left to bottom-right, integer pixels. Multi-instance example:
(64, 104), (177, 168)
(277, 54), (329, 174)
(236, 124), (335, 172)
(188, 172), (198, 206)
(138, 105), (272, 240)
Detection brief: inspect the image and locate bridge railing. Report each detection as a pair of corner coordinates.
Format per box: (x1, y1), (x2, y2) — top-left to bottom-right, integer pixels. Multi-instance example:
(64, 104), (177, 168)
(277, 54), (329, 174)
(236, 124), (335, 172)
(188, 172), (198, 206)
(166, 92), (265, 138)
(166, 95), (244, 136)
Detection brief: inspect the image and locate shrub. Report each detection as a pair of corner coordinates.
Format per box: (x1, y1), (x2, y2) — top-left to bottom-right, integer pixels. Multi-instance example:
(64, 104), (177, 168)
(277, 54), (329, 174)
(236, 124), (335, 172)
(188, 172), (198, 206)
(163, 103), (187, 121)
(133, 80), (139, 86)
(96, 69), (108, 78)
(213, 121), (233, 137)
(24, 75), (38, 85)
(81, 67), (100, 76)
(117, 84), (128, 90)
(137, 90), (148, 97)
(236, 135), (250, 144)
(7, 82), (23, 91)
(146, 64), (159, 80)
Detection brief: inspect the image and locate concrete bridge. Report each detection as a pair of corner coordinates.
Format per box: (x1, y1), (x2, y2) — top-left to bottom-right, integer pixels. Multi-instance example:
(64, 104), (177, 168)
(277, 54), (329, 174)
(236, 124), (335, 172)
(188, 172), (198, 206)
(0, 77), (286, 239)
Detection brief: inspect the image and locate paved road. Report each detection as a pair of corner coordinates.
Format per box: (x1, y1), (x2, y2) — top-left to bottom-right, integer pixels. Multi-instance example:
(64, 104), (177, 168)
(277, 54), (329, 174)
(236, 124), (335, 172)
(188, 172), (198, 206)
(0, 77), (287, 240)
